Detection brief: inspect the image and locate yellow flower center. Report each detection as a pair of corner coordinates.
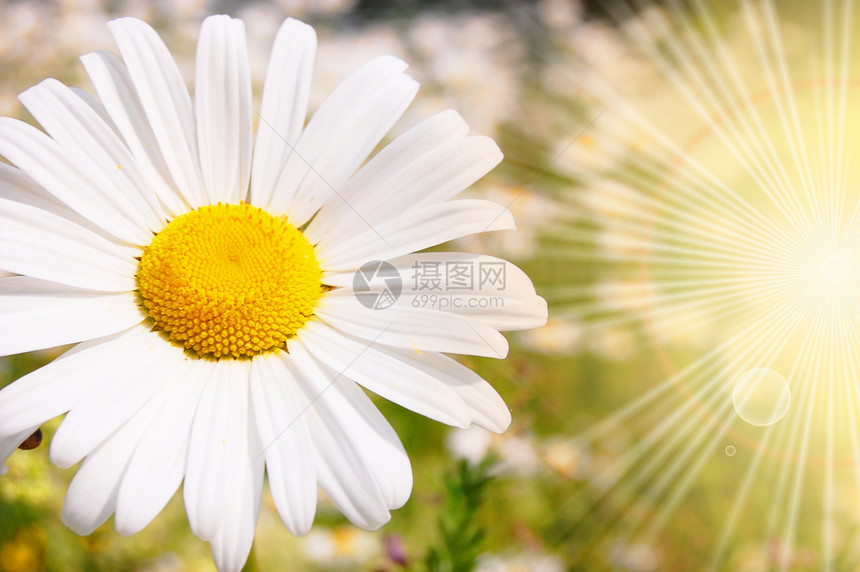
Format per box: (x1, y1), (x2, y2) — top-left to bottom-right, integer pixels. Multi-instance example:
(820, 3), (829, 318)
(137, 203), (322, 359)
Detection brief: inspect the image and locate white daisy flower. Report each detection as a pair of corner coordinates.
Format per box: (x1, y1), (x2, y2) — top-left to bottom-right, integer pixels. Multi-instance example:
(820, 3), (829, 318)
(0, 14), (547, 572)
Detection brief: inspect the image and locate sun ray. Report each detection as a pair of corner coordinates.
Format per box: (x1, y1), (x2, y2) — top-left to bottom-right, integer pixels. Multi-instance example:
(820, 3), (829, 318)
(628, 291), (818, 541)
(556, 283), (815, 536)
(533, 0), (860, 566)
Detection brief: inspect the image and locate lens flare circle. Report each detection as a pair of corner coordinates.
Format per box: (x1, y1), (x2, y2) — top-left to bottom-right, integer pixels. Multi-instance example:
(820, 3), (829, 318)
(731, 368), (791, 427)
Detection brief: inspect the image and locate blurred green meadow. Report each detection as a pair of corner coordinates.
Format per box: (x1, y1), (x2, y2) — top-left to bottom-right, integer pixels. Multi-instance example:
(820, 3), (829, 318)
(3, 0), (855, 570)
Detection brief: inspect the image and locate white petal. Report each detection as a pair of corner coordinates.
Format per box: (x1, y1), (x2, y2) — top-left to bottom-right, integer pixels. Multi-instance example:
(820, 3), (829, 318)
(398, 352), (512, 433)
(249, 352), (316, 536)
(210, 411), (264, 572)
(70, 87), (123, 138)
(0, 161), (94, 227)
(324, 253), (547, 331)
(81, 50), (188, 216)
(61, 370), (174, 535)
(298, 321), (471, 427)
(18, 79), (168, 233)
(325, 252), (537, 291)
(0, 197), (138, 292)
(265, 56), (418, 223)
(317, 199), (515, 272)
(307, 110), (467, 240)
(50, 331), (180, 468)
(431, 294), (547, 332)
(250, 19), (316, 207)
(0, 118), (152, 244)
(184, 360), (252, 541)
(108, 17), (205, 207)
(196, 15), (252, 204)
(115, 356), (208, 535)
(315, 295), (509, 358)
(307, 115), (502, 244)
(0, 325), (152, 440)
(0, 276), (145, 356)
(288, 343), (412, 527)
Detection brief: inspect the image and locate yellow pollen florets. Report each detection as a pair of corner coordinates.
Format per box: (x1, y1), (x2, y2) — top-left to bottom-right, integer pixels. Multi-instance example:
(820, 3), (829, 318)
(137, 203), (322, 359)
